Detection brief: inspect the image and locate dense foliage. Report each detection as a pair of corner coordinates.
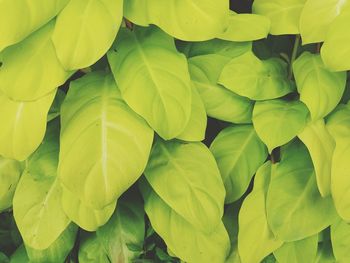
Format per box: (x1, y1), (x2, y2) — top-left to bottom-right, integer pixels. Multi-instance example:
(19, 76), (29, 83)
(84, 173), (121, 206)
(1, 0), (350, 262)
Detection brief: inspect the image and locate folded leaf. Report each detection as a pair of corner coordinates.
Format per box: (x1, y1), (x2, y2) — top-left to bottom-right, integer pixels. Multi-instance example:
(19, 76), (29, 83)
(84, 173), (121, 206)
(124, 0), (229, 41)
(0, 0), (69, 51)
(219, 51), (294, 100)
(58, 72), (153, 209)
(298, 120), (335, 197)
(253, 99), (309, 153)
(145, 140), (225, 233)
(189, 54), (253, 123)
(0, 90), (55, 161)
(293, 52), (346, 120)
(253, 0), (307, 35)
(210, 125), (268, 203)
(108, 27), (192, 140)
(52, 0), (123, 70)
(238, 161), (283, 263)
(267, 141), (337, 241)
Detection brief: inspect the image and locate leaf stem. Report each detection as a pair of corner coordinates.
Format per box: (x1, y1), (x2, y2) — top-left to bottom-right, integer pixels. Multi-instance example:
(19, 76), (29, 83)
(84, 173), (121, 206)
(288, 35), (300, 79)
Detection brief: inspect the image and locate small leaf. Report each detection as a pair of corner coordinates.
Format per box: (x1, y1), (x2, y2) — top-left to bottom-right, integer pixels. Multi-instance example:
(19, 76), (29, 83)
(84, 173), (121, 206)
(210, 125), (268, 203)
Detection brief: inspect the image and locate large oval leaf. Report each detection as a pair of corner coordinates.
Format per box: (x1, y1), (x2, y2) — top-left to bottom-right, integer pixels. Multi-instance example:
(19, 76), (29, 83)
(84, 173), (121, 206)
(124, 0), (229, 41)
(298, 120), (335, 197)
(210, 125), (268, 203)
(145, 140), (225, 233)
(267, 141), (338, 241)
(253, 0), (307, 35)
(189, 54), (253, 123)
(13, 122), (70, 250)
(0, 157), (22, 212)
(299, 0), (349, 44)
(0, 0), (69, 51)
(219, 51), (294, 100)
(293, 52), (346, 120)
(253, 99), (309, 153)
(321, 5), (350, 71)
(58, 72), (153, 209)
(238, 161), (283, 263)
(52, 0), (123, 70)
(0, 90), (55, 161)
(108, 27), (192, 140)
(0, 21), (71, 101)
(140, 179), (230, 263)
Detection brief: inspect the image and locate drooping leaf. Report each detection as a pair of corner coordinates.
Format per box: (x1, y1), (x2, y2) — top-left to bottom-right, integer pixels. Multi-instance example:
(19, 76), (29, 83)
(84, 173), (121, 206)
(108, 27), (192, 140)
(293, 52), (346, 120)
(210, 125), (268, 203)
(321, 5), (350, 71)
(25, 224), (77, 263)
(298, 120), (335, 197)
(331, 219), (350, 262)
(124, 0), (229, 41)
(266, 141), (337, 241)
(58, 72), (153, 209)
(96, 194), (145, 262)
(0, 158), (22, 212)
(273, 235), (318, 263)
(218, 11), (271, 42)
(0, 21), (71, 101)
(253, 0), (307, 35)
(140, 179), (230, 263)
(52, 0), (123, 70)
(219, 51), (294, 100)
(144, 139), (225, 233)
(299, 0), (349, 44)
(13, 122), (70, 250)
(238, 161), (283, 263)
(176, 86), (207, 142)
(0, 90), (55, 161)
(253, 99), (309, 153)
(188, 54), (253, 123)
(0, 0), (69, 51)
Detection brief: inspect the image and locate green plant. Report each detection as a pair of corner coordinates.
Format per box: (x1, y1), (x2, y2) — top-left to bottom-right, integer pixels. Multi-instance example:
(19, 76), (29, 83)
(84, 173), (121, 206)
(1, 0), (350, 262)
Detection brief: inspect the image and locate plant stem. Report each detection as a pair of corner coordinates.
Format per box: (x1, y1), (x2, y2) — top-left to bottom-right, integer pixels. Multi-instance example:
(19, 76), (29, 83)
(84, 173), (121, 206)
(288, 35), (300, 79)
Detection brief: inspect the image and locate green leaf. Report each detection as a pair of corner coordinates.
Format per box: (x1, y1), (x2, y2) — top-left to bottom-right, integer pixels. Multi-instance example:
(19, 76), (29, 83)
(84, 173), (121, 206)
(78, 234), (110, 263)
(0, 157), (22, 212)
(13, 122), (70, 250)
(321, 5), (350, 71)
(96, 194), (145, 262)
(223, 201), (241, 263)
(314, 240), (336, 263)
(124, 0), (229, 41)
(58, 72), (153, 209)
(0, 90), (55, 161)
(188, 54), (253, 123)
(0, 0), (69, 51)
(0, 252), (9, 263)
(219, 51), (294, 100)
(298, 120), (335, 197)
(266, 141), (337, 241)
(0, 21), (71, 101)
(176, 86), (207, 142)
(140, 179), (230, 263)
(108, 27), (192, 140)
(10, 245), (29, 263)
(25, 224), (77, 263)
(326, 104), (350, 221)
(238, 161), (283, 263)
(253, 99), (309, 153)
(273, 235), (318, 263)
(210, 125), (268, 203)
(144, 140), (225, 233)
(331, 219), (350, 262)
(253, 0), (307, 35)
(52, 0), (123, 70)
(61, 187), (116, 231)
(47, 90), (66, 122)
(293, 52), (346, 120)
(299, 0), (349, 44)
(218, 11), (271, 42)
